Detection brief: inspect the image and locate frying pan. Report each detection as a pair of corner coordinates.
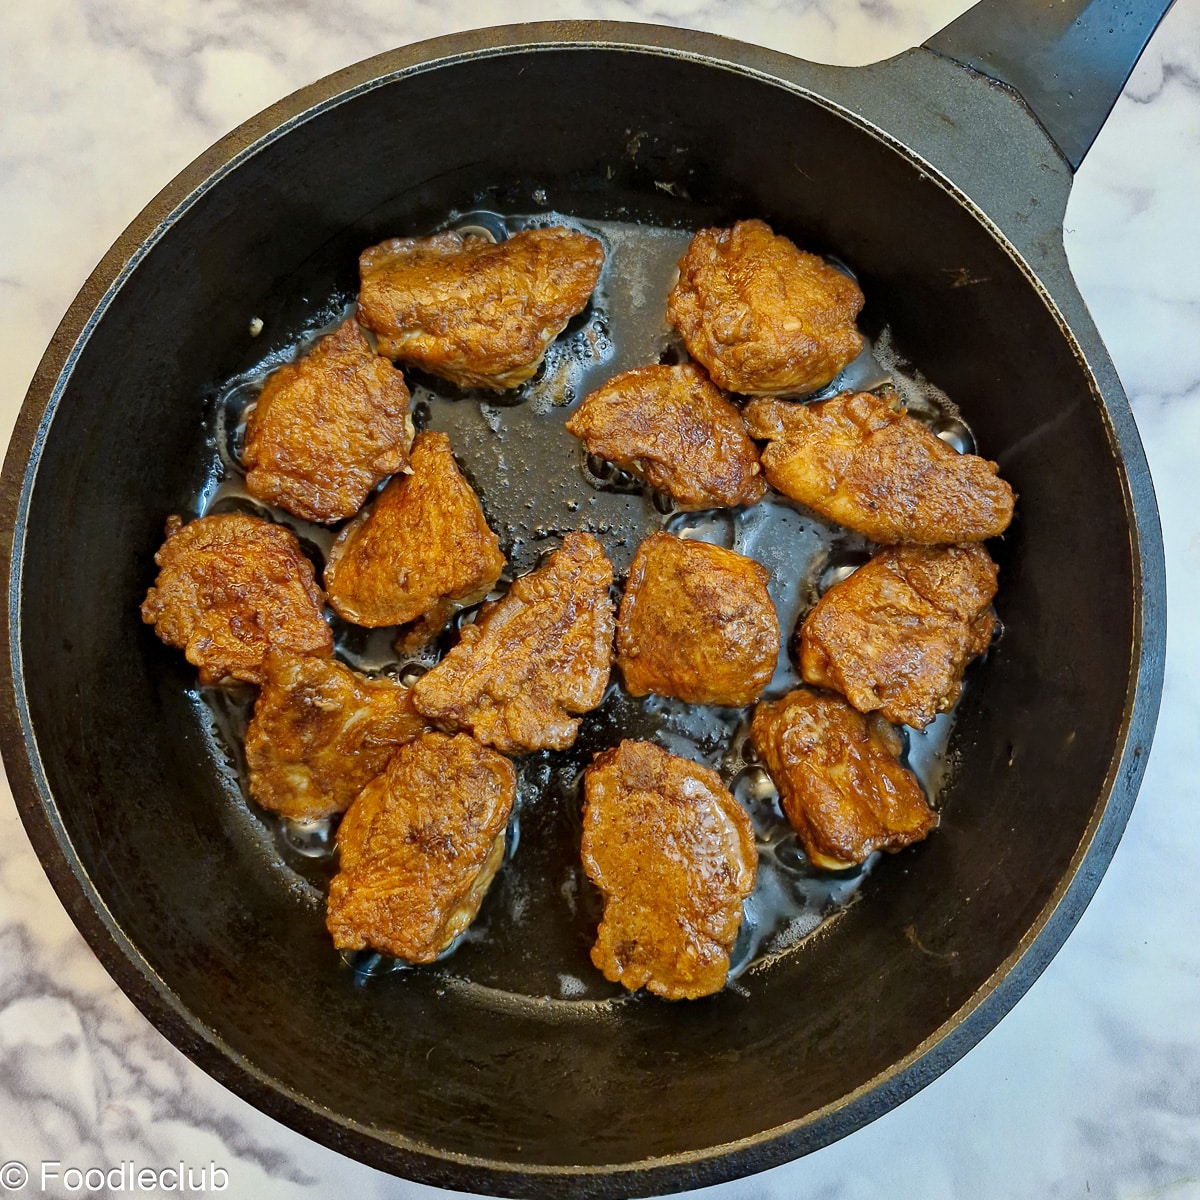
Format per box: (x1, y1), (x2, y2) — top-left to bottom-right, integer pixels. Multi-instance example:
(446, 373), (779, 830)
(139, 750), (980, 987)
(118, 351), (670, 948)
(0, 1), (1170, 1196)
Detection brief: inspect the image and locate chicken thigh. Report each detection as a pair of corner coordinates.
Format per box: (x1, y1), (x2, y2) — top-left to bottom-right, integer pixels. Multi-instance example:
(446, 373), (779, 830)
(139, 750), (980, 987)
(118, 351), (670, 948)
(326, 732), (516, 962)
(322, 430), (506, 628)
(799, 543), (998, 729)
(565, 363), (766, 509)
(744, 390), (1014, 543)
(358, 226), (605, 389)
(411, 532), (615, 754)
(245, 650), (430, 819)
(667, 219), (864, 395)
(140, 512), (332, 685)
(751, 689), (936, 869)
(616, 532), (779, 707)
(581, 739), (757, 1000)
(242, 317), (413, 523)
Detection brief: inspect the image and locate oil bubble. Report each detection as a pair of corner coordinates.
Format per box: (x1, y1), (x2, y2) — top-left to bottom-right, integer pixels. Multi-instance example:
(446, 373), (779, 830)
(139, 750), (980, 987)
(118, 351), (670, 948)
(668, 509), (735, 549)
(818, 550), (873, 594)
(340, 949), (406, 978)
(934, 418), (975, 455)
(397, 663), (428, 688)
(277, 816), (336, 859)
(452, 210), (508, 243)
(733, 766), (781, 824)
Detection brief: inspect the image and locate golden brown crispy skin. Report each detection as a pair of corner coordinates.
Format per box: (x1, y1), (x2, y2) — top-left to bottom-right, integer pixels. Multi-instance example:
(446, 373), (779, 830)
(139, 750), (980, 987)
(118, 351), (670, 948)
(799, 544), (998, 729)
(616, 532), (778, 706)
(666, 219), (864, 396)
(326, 732), (516, 961)
(564, 363), (766, 509)
(323, 430), (506, 628)
(140, 513), (332, 685)
(244, 650), (431, 819)
(751, 689), (935, 869)
(242, 318), (414, 523)
(411, 532), (615, 754)
(580, 740), (757, 1000)
(357, 227), (605, 390)
(744, 391), (1015, 543)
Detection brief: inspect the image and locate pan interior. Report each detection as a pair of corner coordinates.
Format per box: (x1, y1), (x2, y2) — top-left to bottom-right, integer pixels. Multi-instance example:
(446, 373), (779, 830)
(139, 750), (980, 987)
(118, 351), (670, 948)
(14, 46), (1135, 1174)
(200, 209), (960, 1006)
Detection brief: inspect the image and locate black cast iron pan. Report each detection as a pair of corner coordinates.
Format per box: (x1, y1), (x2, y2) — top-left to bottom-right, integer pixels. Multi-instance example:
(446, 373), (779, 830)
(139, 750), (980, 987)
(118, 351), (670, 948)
(0, 1), (1170, 1195)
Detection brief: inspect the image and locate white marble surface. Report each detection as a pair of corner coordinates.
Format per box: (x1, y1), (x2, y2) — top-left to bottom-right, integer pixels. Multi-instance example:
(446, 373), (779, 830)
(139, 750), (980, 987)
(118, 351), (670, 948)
(1, 2), (1198, 1198)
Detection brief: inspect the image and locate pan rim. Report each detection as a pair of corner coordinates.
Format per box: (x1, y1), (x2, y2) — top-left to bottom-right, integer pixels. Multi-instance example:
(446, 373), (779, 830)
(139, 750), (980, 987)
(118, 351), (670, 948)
(0, 23), (1166, 1197)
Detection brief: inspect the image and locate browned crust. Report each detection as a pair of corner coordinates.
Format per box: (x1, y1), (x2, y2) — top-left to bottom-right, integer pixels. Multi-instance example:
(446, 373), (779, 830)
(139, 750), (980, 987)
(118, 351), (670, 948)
(358, 226), (605, 390)
(667, 219), (864, 396)
(580, 739), (757, 1000)
(799, 544), (998, 729)
(325, 732), (516, 961)
(245, 650), (431, 818)
(565, 362), (766, 509)
(139, 512), (332, 685)
(751, 689), (936, 869)
(744, 391), (1015, 543)
(323, 430), (506, 627)
(411, 532), (615, 754)
(616, 532), (779, 706)
(243, 317), (413, 523)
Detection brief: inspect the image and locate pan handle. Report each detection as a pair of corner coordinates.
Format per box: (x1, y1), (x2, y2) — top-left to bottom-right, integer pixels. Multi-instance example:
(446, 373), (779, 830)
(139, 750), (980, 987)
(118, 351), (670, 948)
(924, 0), (1175, 170)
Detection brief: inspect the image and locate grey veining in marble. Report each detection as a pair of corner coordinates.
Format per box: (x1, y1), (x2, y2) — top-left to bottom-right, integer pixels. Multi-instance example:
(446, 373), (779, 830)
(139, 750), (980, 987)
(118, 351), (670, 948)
(1, 1), (1198, 1197)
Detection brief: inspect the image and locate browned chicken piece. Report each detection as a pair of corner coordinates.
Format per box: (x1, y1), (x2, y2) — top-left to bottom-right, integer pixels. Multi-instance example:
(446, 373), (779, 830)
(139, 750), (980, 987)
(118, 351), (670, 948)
(666, 219), (864, 396)
(242, 318), (414, 523)
(751, 689), (936, 870)
(799, 544), (998, 729)
(244, 649), (431, 819)
(564, 363), (767, 509)
(616, 532), (778, 707)
(743, 390), (1015, 543)
(357, 226), (605, 390)
(323, 430), (506, 628)
(411, 532), (615, 754)
(581, 740), (757, 1000)
(140, 513), (332, 685)
(326, 732), (515, 962)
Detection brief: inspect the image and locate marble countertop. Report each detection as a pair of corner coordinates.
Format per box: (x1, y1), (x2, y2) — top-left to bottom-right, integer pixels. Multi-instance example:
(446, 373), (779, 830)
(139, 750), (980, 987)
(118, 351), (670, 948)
(1, 2), (1197, 1197)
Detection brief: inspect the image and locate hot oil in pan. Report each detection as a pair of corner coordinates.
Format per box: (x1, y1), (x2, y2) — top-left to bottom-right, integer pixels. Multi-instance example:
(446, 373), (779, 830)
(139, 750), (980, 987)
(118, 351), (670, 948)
(192, 212), (973, 1006)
